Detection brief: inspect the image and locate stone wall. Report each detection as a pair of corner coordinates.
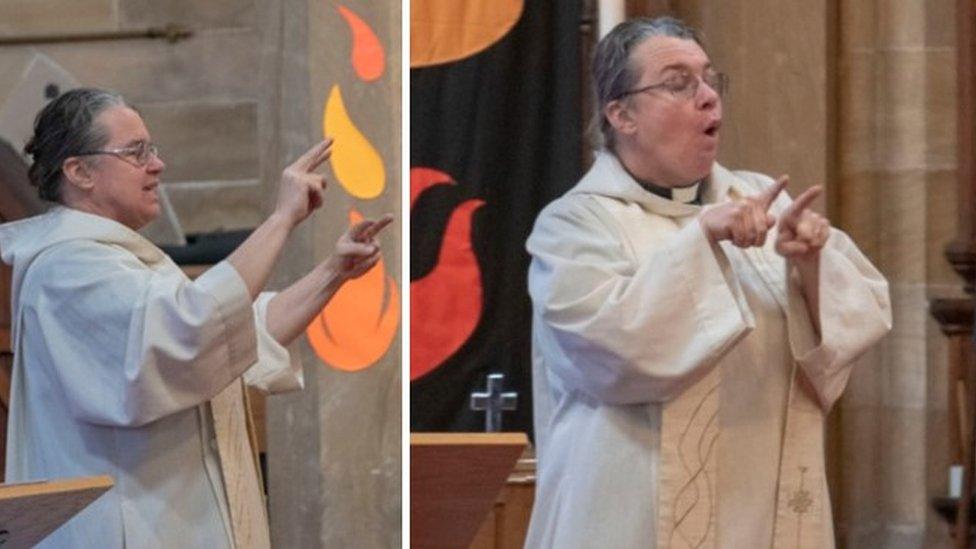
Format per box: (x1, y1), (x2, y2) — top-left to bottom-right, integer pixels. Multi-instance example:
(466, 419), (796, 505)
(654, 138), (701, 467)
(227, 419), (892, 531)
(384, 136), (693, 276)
(0, 0), (269, 235)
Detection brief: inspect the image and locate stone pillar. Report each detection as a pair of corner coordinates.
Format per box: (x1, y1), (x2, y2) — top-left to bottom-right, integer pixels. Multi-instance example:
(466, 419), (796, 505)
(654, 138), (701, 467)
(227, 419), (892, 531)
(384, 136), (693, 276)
(835, 0), (958, 547)
(266, 0), (401, 547)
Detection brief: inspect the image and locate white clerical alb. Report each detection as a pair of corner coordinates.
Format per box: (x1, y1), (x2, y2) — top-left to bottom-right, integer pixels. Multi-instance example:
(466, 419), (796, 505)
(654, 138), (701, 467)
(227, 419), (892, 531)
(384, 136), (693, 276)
(0, 206), (302, 548)
(524, 152), (891, 548)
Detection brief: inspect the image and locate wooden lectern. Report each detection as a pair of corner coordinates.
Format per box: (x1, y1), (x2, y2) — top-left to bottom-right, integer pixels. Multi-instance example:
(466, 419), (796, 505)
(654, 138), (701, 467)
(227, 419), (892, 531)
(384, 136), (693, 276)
(0, 475), (113, 548)
(411, 432), (528, 549)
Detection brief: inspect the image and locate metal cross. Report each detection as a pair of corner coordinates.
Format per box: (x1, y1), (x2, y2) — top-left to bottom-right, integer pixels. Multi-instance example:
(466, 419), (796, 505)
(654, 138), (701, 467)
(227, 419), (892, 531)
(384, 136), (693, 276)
(470, 373), (518, 432)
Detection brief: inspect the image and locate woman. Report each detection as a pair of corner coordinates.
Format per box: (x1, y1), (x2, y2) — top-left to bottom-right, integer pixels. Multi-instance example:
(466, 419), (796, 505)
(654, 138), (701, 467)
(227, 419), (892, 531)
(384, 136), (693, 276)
(0, 88), (392, 548)
(525, 17), (891, 548)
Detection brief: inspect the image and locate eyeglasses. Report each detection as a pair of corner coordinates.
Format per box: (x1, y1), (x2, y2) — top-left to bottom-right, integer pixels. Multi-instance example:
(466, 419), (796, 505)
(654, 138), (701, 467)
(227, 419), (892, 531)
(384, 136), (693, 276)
(618, 69), (729, 101)
(75, 141), (160, 167)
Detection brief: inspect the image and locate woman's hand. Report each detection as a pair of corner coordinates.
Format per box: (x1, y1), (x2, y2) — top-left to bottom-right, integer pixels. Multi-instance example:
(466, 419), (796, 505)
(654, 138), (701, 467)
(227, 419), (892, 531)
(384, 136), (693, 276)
(775, 185), (830, 263)
(265, 213), (394, 346)
(700, 176), (787, 248)
(274, 139), (333, 228)
(323, 214), (395, 283)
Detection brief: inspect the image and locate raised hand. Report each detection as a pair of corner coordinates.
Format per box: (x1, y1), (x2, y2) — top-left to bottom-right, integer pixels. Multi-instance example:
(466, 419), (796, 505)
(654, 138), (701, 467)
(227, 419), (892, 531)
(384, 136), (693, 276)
(325, 214), (395, 283)
(775, 185), (830, 261)
(700, 176), (788, 248)
(275, 138), (333, 228)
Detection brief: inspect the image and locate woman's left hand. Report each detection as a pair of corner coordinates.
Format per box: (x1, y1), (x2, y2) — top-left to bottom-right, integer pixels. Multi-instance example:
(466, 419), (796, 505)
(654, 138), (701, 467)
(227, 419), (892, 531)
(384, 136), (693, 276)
(775, 185), (830, 263)
(325, 214), (395, 282)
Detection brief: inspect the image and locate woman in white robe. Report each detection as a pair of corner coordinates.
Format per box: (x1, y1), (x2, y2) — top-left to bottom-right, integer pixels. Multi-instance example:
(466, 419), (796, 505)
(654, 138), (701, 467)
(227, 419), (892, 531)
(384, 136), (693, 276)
(0, 88), (391, 548)
(525, 18), (891, 548)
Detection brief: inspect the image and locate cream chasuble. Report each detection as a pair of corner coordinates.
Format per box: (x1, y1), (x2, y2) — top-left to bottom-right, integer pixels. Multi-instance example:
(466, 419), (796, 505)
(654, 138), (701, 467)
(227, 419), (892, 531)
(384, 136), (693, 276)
(0, 206), (301, 548)
(525, 153), (891, 549)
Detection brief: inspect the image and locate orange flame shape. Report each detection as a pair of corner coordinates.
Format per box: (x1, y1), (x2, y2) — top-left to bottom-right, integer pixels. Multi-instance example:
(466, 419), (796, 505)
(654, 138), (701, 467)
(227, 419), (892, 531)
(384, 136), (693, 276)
(306, 209), (400, 371)
(411, 0), (524, 67)
(337, 5), (385, 81)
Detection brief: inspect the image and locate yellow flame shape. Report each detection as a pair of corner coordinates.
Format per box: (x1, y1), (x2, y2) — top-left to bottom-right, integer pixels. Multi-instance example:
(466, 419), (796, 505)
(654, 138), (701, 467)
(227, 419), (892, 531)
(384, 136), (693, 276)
(323, 85), (386, 199)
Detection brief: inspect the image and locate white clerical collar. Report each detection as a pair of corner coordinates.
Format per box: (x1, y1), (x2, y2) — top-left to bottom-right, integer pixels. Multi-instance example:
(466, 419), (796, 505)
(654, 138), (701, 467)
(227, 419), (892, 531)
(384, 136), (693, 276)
(619, 162), (703, 204)
(637, 178), (702, 205)
(671, 181), (701, 204)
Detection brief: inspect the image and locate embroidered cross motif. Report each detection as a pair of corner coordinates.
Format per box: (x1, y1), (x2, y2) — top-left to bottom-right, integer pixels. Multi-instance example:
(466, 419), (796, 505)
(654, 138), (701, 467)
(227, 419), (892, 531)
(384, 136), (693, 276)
(788, 466), (812, 515)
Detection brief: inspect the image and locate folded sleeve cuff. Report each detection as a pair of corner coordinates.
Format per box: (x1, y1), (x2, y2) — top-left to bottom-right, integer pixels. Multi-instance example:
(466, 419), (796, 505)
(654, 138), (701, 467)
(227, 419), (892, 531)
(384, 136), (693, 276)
(786, 257), (844, 409)
(243, 292), (304, 393)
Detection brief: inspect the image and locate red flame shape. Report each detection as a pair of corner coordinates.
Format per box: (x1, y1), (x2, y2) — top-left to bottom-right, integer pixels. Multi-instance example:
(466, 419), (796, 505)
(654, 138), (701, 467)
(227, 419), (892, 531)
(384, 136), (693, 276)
(337, 4), (385, 81)
(410, 167), (485, 381)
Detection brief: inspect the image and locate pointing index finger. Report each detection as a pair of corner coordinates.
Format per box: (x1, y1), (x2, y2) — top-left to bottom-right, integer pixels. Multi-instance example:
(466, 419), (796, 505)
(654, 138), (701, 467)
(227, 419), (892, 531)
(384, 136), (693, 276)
(784, 185), (823, 222)
(757, 175), (789, 211)
(292, 138), (334, 172)
(351, 214), (395, 241)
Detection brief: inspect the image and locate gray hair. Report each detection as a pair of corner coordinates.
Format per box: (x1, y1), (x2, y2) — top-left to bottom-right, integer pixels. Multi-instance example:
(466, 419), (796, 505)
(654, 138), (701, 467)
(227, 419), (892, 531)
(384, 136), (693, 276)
(23, 88), (127, 202)
(591, 16), (702, 151)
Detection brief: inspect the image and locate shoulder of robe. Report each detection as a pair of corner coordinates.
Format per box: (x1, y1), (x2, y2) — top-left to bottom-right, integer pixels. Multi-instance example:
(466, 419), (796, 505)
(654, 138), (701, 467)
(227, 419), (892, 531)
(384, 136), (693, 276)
(34, 238), (142, 270)
(529, 192), (624, 247)
(27, 239), (149, 296)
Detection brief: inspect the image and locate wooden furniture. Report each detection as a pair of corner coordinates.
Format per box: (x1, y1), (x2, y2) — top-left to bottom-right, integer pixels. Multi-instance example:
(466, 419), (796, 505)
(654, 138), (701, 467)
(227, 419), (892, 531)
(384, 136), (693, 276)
(931, 1), (976, 546)
(0, 475), (113, 548)
(411, 432), (528, 549)
(469, 448), (536, 549)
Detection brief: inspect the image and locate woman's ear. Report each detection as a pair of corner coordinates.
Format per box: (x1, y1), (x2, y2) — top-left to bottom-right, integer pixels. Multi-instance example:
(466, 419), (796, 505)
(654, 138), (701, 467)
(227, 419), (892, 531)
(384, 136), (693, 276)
(61, 157), (96, 192)
(604, 99), (637, 138)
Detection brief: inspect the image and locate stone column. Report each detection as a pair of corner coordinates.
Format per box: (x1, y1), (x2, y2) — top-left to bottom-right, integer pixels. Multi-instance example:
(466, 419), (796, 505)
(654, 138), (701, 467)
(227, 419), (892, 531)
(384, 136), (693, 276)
(834, 0), (958, 547)
(266, 0), (401, 547)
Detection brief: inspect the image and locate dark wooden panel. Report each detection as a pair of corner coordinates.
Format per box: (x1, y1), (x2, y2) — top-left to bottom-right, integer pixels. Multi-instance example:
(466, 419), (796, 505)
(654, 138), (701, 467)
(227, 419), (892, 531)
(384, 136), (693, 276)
(0, 140), (43, 222)
(626, 0), (673, 18)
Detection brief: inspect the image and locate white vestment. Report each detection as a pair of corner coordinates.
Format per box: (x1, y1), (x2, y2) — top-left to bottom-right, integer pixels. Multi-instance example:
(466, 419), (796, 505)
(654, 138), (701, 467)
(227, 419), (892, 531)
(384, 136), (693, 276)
(0, 206), (303, 548)
(524, 152), (891, 548)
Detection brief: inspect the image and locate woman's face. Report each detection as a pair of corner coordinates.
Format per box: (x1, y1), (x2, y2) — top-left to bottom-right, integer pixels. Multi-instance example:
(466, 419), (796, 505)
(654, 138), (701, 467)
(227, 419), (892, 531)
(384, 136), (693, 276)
(84, 106), (166, 230)
(613, 36), (723, 186)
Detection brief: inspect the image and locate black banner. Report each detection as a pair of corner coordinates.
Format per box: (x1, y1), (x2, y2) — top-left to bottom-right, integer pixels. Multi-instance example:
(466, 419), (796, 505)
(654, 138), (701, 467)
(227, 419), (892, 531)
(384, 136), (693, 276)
(410, 0), (583, 435)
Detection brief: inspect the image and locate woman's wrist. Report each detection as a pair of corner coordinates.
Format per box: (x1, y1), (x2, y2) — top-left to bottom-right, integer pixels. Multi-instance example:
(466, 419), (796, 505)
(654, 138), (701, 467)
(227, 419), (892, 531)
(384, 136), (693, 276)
(316, 257), (345, 295)
(267, 209), (297, 233)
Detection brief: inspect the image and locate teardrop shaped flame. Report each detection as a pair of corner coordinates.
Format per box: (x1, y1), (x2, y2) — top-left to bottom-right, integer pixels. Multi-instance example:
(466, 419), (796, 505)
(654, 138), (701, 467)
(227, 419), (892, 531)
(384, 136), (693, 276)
(337, 5), (385, 81)
(324, 85), (386, 199)
(410, 166), (454, 208)
(410, 168), (484, 380)
(411, 0), (524, 67)
(306, 209), (400, 371)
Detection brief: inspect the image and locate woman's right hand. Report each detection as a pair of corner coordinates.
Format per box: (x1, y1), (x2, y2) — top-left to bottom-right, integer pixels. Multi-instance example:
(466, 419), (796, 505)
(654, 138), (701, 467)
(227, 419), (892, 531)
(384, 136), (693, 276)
(323, 214), (395, 283)
(700, 176), (787, 248)
(274, 138), (333, 228)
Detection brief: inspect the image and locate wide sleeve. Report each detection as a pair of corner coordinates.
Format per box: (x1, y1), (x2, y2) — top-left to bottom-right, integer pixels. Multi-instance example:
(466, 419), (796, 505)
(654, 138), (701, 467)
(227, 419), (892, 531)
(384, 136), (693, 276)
(242, 292), (304, 393)
(526, 196), (755, 404)
(784, 228), (892, 410)
(25, 242), (258, 427)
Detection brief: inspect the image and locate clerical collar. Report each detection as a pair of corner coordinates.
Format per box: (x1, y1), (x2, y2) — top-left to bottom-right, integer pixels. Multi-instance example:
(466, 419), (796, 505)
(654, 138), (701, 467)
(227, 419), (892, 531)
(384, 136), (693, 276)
(629, 171), (703, 205)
